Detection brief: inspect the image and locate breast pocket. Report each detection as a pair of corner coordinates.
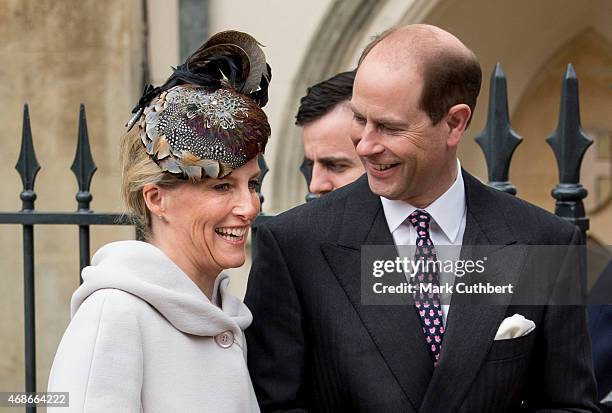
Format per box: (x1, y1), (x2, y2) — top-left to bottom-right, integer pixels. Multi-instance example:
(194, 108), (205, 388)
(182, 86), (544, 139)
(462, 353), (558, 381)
(486, 330), (535, 362)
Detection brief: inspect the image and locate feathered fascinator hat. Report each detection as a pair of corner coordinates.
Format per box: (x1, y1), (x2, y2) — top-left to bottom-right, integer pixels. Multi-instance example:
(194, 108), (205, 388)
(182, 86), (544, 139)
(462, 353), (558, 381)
(126, 31), (272, 180)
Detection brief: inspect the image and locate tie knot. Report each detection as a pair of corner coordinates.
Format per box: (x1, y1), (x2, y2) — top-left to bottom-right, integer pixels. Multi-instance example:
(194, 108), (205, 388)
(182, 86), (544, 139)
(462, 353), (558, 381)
(408, 209), (432, 232)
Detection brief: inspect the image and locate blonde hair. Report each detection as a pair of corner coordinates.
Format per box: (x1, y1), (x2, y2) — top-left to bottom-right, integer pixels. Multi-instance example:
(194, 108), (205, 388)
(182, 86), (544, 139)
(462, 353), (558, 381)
(120, 126), (180, 239)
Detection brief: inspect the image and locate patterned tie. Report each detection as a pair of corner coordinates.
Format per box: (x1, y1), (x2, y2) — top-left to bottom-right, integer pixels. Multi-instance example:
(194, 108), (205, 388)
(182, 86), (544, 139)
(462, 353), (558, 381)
(408, 209), (445, 364)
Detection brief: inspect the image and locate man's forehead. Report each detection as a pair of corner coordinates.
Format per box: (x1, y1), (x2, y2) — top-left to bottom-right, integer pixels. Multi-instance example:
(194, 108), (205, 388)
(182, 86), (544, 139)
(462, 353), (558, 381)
(354, 50), (422, 90)
(303, 108), (353, 142)
(351, 66), (421, 116)
(360, 36), (424, 73)
(303, 103), (352, 129)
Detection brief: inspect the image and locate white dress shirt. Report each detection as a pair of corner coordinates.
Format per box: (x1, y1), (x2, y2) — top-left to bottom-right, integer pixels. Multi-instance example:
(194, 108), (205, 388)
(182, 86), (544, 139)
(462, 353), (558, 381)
(381, 159), (467, 324)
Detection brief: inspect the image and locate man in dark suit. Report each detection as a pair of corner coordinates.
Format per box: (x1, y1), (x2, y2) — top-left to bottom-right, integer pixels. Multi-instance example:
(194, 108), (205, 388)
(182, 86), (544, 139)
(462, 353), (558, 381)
(589, 261), (612, 409)
(245, 24), (599, 412)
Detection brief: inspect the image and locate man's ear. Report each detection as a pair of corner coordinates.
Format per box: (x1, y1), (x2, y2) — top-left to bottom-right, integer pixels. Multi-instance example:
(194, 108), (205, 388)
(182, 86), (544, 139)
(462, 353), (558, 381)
(142, 184), (166, 219)
(445, 104), (471, 148)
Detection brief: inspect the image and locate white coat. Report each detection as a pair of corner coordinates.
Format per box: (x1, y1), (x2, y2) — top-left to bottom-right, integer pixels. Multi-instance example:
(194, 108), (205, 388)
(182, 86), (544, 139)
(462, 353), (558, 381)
(47, 240), (259, 413)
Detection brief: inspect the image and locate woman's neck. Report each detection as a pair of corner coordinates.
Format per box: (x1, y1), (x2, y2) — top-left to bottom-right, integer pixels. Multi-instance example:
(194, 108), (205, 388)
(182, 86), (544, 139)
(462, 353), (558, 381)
(149, 236), (219, 301)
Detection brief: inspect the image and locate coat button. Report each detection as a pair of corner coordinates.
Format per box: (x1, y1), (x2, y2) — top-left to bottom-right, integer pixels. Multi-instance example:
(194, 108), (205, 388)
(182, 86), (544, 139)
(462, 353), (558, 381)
(214, 331), (234, 348)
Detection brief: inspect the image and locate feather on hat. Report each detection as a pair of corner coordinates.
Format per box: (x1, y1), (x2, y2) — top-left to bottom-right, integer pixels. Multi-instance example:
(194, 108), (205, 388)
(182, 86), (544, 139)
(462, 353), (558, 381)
(126, 30), (271, 180)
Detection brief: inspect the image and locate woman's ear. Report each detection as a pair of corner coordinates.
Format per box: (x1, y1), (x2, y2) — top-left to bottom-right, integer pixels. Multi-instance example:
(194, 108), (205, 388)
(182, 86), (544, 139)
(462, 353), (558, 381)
(142, 184), (166, 220)
(445, 103), (471, 148)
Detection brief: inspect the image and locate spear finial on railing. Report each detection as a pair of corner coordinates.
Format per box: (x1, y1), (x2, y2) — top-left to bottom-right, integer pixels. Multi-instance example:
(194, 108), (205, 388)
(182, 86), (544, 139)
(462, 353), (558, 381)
(15, 104), (41, 212)
(546, 64), (592, 234)
(475, 63), (522, 195)
(299, 157), (317, 202)
(256, 154), (269, 208)
(70, 105), (97, 212)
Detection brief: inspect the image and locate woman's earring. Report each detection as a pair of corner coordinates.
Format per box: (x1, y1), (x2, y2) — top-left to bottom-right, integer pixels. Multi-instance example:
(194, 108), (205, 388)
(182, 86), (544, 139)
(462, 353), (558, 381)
(158, 215), (165, 222)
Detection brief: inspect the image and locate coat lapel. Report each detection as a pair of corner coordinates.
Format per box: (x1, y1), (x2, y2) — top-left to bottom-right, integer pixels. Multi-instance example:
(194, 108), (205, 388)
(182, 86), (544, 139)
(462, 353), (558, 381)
(418, 171), (526, 413)
(321, 177), (432, 412)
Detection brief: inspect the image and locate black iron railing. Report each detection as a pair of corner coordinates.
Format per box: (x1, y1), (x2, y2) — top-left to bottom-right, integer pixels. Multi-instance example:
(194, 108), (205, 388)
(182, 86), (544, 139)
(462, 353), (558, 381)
(1, 104), (132, 413)
(546, 65), (593, 234)
(475, 63), (523, 196)
(474, 63), (591, 236)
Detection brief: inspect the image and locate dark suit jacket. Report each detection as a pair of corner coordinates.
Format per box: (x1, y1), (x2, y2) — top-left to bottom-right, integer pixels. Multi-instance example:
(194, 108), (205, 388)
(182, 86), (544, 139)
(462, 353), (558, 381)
(245, 171), (599, 412)
(588, 261), (612, 406)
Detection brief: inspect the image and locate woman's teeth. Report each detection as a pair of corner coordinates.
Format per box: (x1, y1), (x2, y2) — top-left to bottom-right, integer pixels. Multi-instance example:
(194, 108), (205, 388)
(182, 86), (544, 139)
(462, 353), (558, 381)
(215, 227), (247, 241)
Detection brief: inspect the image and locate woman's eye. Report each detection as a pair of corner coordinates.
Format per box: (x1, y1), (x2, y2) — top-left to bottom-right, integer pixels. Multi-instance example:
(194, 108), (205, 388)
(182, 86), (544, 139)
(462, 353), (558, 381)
(213, 183), (231, 192)
(248, 180), (260, 191)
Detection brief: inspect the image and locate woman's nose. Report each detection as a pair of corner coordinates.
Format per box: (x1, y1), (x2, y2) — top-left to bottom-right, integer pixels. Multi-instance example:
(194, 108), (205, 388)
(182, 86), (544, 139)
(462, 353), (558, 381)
(233, 188), (260, 221)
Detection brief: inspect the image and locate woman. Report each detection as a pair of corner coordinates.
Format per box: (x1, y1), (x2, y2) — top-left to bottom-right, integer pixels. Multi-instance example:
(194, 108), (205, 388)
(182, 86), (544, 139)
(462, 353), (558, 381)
(47, 31), (271, 412)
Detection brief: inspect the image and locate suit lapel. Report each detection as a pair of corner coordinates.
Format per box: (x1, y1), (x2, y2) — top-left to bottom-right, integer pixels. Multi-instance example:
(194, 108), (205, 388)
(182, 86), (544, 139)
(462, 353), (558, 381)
(321, 177), (432, 412)
(418, 171), (526, 413)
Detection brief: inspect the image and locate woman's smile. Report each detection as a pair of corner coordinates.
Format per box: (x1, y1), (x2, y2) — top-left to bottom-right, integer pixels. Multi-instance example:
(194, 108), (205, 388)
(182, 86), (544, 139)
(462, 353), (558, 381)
(214, 225), (250, 245)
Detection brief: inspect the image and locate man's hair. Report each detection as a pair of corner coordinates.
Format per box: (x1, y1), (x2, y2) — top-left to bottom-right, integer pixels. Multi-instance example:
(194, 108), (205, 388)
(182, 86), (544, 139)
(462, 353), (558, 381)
(295, 70), (356, 126)
(357, 28), (395, 67)
(358, 28), (482, 126)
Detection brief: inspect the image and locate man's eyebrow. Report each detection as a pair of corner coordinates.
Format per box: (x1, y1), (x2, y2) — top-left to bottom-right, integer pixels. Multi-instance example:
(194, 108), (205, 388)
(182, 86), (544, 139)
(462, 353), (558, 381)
(348, 104), (408, 128)
(319, 155), (356, 166)
(376, 118), (409, 129)
(348, 103), (362, 115)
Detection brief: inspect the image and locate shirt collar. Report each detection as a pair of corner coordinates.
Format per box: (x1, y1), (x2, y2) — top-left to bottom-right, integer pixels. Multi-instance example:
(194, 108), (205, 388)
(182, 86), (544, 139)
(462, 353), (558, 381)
(381, 159), (466, 243)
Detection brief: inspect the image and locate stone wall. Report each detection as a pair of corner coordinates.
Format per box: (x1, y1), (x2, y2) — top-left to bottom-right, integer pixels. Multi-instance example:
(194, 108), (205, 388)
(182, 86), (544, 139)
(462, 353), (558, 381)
(0, 0), (142, 400)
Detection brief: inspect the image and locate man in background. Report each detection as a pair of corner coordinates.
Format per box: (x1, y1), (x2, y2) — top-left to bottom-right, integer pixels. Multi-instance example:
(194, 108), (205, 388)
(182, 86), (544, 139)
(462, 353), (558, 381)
(295, 70), (364, 196)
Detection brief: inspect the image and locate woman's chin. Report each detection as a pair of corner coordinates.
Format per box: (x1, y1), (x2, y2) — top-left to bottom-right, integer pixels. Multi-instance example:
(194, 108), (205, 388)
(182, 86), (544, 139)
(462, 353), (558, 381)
(218, 255), (247, 270)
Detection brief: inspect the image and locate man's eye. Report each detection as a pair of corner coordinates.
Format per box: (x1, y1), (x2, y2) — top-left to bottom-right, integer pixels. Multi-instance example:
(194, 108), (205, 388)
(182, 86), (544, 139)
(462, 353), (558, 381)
(214, 183), (231, 192)
(328, 164), (349, 173)
(248, 180), (260, 191)
(353, 115), (366, 124)
(380, 125), (398, 133)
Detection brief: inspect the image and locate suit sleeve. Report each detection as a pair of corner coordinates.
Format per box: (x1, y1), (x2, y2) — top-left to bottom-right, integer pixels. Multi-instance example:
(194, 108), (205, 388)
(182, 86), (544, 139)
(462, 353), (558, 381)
(588, 260), (612, 403)
(590, 304), (612, 405)
(48, 290), (143, 413)
(245, 223), (309, 413)
(526, 227), (600, 412)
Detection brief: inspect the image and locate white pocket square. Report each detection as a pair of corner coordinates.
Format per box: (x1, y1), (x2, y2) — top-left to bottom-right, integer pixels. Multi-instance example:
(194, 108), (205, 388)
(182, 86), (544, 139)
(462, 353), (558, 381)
(494, 314), (535, 340)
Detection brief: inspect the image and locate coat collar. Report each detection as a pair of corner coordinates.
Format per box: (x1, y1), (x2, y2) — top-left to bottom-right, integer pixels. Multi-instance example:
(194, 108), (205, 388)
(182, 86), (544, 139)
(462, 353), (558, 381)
(381, 159), (466, 244)
(75, 240), (252, 339)
(336, 169), (518, 248)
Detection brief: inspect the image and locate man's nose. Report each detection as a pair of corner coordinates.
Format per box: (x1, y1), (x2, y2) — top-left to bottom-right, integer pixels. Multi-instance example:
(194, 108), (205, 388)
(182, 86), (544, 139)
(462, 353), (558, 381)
(309, 164), (334, 195)
(354, 124), (384, 157)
